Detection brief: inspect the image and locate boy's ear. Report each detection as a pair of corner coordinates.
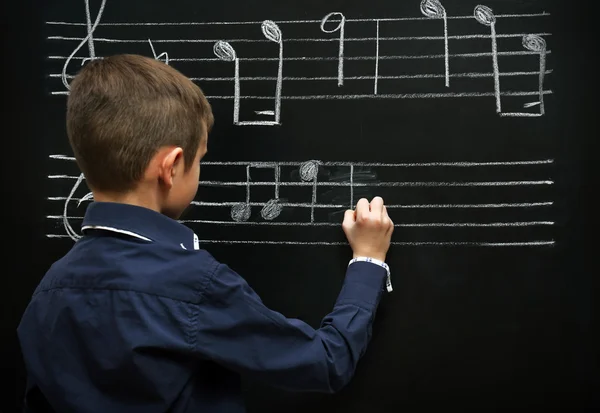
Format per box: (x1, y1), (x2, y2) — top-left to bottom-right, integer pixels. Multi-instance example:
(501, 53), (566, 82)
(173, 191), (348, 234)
(159, 147), (184, 187)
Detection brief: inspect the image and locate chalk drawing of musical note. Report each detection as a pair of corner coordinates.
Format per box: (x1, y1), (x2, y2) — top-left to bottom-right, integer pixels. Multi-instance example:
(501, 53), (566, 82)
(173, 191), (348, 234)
(474, 5), (501, 113)
(231, 165), (252, 222)
(148, 38), (169, 65)
(213, 20), (283, 126)
(230, 163), (284, 221)
(260, 20), (284, 124)
(299, 160), (320, 222)
(374, 20), (381, 94)
(47, 155), (557, 247)
(320, 12), (346, 87)
(47, 8), (553, 117)
(259, 164), (283, 220)
(62, 0), (107, 90)
(213, 41), (240, 124)
(499, 34), (547, 117)
(420, 0), (450, 87)
(522, 34), (547, 114)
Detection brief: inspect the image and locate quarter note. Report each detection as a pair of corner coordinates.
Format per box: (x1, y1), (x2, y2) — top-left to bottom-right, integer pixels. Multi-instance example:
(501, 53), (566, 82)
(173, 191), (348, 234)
(474, 5), (501, 113)
(320, 12), (346, 87)
(299, 160), (320, 222)
(420, 0), (450, 87)
(213, 41), (241, 124)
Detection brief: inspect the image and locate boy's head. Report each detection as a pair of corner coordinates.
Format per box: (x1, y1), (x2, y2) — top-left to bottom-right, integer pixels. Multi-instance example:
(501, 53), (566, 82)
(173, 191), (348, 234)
(66, 54), (214, 219)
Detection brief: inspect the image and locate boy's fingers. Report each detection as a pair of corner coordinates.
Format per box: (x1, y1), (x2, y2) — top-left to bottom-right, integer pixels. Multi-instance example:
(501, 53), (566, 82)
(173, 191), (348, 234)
(370, 196), (384, 215)
(343, 209), (355, 226)
(356, 198), (370, 221)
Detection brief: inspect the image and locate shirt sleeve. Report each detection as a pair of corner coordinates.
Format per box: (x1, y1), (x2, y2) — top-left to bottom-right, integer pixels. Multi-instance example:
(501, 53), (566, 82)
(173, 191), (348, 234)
(190, 260), (388, 394)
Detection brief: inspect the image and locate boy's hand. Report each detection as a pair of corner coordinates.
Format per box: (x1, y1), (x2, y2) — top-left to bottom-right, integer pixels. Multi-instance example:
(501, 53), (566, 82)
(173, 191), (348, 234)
(342, 197), (394, 262)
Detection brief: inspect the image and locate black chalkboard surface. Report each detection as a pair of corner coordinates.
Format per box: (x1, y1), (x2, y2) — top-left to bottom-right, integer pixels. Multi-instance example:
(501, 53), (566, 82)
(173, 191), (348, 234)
(8, 0), (595, 411)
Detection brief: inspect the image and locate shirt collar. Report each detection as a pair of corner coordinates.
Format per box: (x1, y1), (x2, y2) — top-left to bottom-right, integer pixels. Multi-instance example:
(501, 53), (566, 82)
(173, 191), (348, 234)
(81, 201), (196, 247)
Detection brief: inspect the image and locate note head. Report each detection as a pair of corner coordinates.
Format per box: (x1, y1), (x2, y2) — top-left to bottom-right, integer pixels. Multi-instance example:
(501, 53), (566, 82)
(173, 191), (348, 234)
(261, 20), (282, 43)
(260, 199), (284, 221)
(522, 34), (546, 52)
(231, 203), (251, 222)
(474, 5), (495, 25)
(320, 12), (345, 33)
(420, 0), (446, 18)
(213, 41), (237, 61)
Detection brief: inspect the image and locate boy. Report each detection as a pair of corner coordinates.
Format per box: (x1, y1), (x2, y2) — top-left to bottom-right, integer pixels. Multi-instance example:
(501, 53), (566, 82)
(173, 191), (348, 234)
(17, 54), (394, 413)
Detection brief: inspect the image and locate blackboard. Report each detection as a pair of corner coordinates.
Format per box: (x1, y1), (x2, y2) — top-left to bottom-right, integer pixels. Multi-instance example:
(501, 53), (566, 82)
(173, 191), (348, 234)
(8, 0), (595, 411)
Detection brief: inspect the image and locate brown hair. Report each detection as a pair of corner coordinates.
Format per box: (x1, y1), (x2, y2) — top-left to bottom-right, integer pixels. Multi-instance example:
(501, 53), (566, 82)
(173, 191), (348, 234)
(66, 54), (214, 192)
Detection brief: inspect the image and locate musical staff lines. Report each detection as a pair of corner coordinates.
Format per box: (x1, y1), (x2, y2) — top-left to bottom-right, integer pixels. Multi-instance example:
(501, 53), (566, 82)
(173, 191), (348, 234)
(46, 0), (554, 121)
(45, 154), (556, 247)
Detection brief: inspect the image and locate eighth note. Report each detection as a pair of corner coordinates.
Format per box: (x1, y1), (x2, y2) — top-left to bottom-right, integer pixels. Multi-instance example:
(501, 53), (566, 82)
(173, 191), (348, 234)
(231, 165), (252, 222)
(320, 12), (346, 87)
(498, 33), (547, 117)
(474, 5), (501, 113)
(260, 163), (283, 221)
(214, 20), (283, 126)
(420, 0), (450, 87)
(522, 34), (547, 115)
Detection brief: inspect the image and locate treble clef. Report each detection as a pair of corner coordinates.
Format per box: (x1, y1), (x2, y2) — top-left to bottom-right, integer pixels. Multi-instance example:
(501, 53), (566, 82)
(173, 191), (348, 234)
(61, 0), (107, 90)
(61, 0), (105, 240)
(63, 173), (94, 241)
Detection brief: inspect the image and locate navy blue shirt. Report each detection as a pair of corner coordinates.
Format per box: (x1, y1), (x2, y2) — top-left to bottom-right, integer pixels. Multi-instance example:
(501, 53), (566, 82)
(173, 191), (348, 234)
(18, 202), (388, 413)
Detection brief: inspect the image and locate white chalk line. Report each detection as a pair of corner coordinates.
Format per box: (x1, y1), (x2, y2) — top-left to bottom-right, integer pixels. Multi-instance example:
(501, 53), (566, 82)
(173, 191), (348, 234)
(195, 180), (554, 187)
(499, 112), (543, 117)
(191, 201), (555, 209)
(46, 32), (552, 44)
(47, 197), (553, 209)
(51, 90), (554, 99)
(44, 234), (555, 247)
(45, 216), (554, 228)
(51, 70), (554, 82)
(181, 220), (556, 228)
(47, 174), (553, 186)
(48, 154), (554, 167)
(44, 12), (550, 26)
(47, 50), (552, 63)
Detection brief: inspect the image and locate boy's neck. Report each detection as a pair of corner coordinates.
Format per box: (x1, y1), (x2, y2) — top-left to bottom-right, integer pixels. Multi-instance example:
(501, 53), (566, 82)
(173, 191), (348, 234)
(92, 187), (163, 215)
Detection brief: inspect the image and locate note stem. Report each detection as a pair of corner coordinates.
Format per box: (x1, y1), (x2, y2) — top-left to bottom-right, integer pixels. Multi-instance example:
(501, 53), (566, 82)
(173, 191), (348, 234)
(374, 20), (380, 95)
(275, 41), (283, 123)
(338, 24), (345, 87)
(538, 51), (546, 115)
(275, 164), (280, 200)
(443, 12), (449, 87)
(245, 165), (251, 204)
(490, 22), (501, 113)
(234, 58), (241, 124)
(311, 175), (317, 223)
